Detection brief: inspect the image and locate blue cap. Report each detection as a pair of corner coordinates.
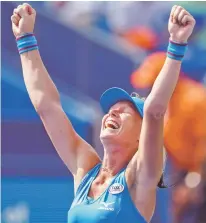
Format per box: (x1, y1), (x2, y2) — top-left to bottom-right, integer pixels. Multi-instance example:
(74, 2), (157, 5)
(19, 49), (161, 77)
(100, 87), (144, 118)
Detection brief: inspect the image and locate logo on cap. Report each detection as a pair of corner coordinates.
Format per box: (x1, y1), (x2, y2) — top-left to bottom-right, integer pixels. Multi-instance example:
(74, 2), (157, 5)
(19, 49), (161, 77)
(109, 183), (124, 194)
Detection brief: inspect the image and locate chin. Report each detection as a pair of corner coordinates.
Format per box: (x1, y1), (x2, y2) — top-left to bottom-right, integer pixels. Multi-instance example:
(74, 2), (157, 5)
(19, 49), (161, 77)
(100, 129), (121, 144)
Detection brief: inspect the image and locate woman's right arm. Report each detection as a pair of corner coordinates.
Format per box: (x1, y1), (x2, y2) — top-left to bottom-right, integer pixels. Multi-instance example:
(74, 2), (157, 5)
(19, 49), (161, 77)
(11, 3), (100, 189)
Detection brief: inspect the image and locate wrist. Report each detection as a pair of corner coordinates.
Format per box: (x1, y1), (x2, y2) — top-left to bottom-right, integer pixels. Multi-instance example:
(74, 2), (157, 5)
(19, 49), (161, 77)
(167, 38), (188, 61)
(16, 33), (39, 55)
(169, 36), (188, 44)
(16, 32), (34, 39)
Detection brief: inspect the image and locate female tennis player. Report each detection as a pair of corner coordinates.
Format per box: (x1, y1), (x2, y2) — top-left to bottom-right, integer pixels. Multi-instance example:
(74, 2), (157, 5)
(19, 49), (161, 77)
(11, 3), (195, 223)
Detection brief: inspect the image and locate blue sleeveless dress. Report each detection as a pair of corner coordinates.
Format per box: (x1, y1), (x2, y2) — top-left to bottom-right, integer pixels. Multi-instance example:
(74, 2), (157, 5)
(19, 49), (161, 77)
(68, 163), (147, 223)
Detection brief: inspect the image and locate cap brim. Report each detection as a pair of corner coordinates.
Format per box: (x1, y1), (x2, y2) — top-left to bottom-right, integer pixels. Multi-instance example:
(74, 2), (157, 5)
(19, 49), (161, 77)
(100, 87), (144, 118)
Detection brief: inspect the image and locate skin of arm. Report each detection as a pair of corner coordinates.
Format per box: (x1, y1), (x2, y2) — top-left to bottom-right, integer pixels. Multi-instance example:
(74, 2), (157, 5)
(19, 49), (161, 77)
(126, 5), (196, 222)
(11, 3), (101, 192)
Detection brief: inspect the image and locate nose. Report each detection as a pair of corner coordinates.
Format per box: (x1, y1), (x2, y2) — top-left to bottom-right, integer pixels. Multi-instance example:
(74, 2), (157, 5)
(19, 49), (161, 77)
(109, 109), (119, 118)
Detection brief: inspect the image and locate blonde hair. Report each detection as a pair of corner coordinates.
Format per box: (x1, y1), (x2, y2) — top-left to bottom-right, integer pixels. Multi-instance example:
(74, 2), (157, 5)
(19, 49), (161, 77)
(130, 92), (146, 101)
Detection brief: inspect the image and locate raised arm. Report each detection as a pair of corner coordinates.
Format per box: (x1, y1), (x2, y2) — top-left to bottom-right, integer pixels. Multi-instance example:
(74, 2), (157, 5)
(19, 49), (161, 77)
(126, 6), (196, 221)
(11, 3), (100, 190)
(138, 5), (195, 186)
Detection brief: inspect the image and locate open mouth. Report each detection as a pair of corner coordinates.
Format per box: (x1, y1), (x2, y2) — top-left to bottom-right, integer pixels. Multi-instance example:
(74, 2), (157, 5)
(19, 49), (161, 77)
(105, 120), (120, 130)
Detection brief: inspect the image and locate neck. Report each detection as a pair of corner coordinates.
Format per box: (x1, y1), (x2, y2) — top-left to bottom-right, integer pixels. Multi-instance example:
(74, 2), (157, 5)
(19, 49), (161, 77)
(101, 144), (132, 176)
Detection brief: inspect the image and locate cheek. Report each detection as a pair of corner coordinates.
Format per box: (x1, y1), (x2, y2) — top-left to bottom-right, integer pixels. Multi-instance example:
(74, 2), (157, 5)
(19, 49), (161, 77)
(122, 117), (141, 137)
(101, 115), (108, 129)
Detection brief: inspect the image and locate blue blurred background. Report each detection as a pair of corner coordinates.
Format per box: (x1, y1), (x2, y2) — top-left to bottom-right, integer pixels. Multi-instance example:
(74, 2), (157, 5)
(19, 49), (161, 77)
(1, 1), (206, 223)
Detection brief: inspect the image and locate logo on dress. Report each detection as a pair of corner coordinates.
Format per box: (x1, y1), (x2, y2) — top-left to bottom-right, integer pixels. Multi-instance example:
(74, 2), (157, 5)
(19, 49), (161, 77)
(109, 183), (124, 194)
(98, 202), (114, 211)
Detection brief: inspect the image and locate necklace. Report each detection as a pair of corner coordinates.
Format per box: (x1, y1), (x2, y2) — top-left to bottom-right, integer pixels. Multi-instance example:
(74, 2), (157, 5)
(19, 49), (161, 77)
(101, 167), (114, 176)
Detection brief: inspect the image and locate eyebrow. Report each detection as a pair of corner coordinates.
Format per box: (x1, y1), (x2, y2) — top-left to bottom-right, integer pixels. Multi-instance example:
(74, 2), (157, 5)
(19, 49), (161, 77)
(128, 103), (136, 111)
(110, 103), (135, 112)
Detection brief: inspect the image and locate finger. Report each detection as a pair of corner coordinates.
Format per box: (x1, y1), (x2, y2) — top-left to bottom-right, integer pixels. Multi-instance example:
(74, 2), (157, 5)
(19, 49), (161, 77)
(173, 6), (183, 24)
(16, 5), (29, 17)
(11, 15), (19, 26)
(170, 5), (178, 22)
(23, 2), (32, 7)
(183, 9), (192, 17)
(30, 7), (36, 16)
(170, 5), (177, 17)
(12, 23), (18, 35)
(177, 9), (188, 24)
(12, 11), (21, 22)
(13, 10), (21, 20)
(22, 3), (35, 15)
(14, 5), (22, 16)
(181, 15), (195, 26)
(13, 8), (21, 18)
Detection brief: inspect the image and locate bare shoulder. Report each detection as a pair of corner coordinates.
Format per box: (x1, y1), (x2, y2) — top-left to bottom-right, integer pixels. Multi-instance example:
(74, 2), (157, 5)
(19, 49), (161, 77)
(125, 155), (156, 222)
(74, 139), (101, 191)
(39, 102), (101, 189)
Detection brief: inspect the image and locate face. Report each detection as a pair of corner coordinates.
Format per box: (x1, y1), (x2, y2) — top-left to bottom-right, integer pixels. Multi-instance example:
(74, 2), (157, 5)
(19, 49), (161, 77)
(100, 101), (142, 152)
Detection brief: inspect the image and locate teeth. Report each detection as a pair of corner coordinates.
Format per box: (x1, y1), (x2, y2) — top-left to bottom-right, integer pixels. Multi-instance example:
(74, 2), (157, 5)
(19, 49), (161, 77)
(105, 120), (119, 129)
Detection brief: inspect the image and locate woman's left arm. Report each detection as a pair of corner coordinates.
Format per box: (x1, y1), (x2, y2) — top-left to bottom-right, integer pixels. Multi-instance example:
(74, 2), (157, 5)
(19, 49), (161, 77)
(125, 6), (195, 222)
(133, 5), (196, 187)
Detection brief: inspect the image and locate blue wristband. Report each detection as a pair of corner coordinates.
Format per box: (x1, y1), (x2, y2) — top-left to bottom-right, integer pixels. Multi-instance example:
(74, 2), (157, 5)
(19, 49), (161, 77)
(16, 33), (39, 54)
(167, 39), (188, 61)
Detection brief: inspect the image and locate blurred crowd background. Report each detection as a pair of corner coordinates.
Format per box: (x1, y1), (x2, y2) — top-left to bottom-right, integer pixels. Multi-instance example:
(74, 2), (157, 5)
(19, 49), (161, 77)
(1, 1), (206, 223)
